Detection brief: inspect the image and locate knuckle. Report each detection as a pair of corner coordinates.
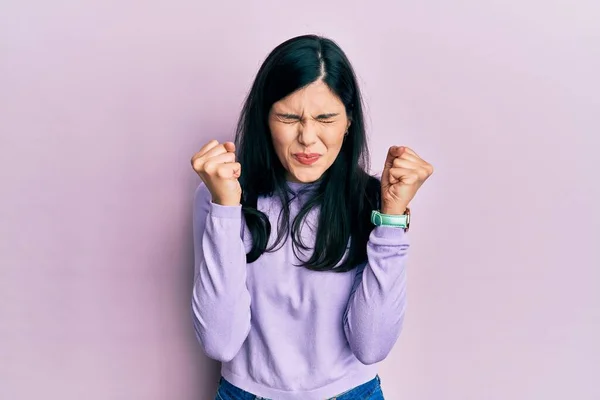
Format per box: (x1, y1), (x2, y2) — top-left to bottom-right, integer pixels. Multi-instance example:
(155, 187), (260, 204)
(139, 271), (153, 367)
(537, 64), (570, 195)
(191, 158), (203, 171)
(204, 162), (217, 174)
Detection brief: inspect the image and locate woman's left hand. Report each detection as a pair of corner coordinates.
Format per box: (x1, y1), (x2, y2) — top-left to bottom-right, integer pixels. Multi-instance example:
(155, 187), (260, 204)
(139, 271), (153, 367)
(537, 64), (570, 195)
(380, 146), (434, 215)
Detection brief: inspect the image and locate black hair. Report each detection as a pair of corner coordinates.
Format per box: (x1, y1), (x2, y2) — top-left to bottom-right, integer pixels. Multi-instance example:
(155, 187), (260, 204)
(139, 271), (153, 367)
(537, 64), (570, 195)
(235, 34), (380, 272)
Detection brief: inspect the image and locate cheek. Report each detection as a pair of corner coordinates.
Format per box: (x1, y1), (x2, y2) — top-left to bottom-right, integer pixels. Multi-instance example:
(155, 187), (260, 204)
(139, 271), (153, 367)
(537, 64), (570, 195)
(322, 128), (346, 149)
(269, 125), (294, 158)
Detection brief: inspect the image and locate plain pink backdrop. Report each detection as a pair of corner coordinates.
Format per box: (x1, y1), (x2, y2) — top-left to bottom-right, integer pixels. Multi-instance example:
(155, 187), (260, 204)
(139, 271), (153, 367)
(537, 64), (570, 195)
(1, 1), (598, 399)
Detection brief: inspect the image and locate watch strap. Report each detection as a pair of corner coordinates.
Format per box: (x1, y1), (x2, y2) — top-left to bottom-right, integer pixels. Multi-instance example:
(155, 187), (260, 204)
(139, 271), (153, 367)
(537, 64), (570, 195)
(371, 208), (410, 231)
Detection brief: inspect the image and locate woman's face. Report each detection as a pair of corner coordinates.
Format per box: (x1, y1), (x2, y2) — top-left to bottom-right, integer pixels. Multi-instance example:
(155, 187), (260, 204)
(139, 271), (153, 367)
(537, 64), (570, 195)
(268, 80), (349, 183)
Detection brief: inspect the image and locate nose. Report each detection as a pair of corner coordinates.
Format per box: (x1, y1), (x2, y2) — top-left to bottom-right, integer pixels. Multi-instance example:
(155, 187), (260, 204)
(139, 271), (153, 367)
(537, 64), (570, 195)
(297, 120), (318, 147)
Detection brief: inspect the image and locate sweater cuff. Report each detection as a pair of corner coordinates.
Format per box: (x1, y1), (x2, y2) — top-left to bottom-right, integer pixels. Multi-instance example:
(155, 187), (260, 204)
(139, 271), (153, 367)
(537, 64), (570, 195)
(209, 202), (242, 219)
(371, 225), (410, 244)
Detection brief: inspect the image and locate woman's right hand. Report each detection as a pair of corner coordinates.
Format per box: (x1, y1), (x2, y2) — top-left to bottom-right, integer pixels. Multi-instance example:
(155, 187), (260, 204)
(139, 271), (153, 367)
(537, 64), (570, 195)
(191, 140), (242, 206)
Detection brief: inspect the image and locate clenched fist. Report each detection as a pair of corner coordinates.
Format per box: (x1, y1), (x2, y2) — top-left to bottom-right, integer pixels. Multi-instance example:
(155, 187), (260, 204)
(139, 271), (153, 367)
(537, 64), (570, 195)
(191, 140), (242, 206)
(381, 146), (434, 215)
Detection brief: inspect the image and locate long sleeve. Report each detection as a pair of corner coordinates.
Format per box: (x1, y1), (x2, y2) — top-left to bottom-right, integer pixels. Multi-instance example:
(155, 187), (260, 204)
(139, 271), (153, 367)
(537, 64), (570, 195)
(343, 226), (410, 365)
(191, 183), (251, 362)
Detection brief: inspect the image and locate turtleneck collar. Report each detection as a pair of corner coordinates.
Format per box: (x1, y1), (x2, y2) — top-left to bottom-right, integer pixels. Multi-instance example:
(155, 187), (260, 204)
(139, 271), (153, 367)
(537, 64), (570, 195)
(285, 180), (321, 196)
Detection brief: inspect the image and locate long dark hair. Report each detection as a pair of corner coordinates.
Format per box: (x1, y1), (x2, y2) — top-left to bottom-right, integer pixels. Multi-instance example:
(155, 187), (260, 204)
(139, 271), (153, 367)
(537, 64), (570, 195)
(235, 34), (380, 272)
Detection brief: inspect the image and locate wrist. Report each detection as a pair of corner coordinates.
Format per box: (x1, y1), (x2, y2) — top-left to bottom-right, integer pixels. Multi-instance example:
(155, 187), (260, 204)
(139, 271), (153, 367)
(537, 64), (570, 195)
(212, 196), (241, 207)
(380, 206), (408, 216)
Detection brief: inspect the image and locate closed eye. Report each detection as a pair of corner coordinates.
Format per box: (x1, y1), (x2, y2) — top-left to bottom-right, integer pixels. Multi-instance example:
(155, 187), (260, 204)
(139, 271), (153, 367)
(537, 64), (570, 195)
(275, 113), (300, 124)
(316, 113), (339, 124)
(274, 112), (340, 124)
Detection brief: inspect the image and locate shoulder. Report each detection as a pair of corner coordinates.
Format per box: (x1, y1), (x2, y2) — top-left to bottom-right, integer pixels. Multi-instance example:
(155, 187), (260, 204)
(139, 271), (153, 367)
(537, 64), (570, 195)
(194, 181), (211, 199)
(193, 181), (212, 213)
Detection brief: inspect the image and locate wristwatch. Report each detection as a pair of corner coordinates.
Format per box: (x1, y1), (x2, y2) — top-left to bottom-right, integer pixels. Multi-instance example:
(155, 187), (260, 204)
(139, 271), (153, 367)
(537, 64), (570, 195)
(371, 207), (410, 232)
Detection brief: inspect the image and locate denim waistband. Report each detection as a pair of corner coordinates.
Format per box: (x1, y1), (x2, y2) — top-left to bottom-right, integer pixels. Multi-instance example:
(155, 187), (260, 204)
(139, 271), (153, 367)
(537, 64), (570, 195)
(216, 375), (381, 400)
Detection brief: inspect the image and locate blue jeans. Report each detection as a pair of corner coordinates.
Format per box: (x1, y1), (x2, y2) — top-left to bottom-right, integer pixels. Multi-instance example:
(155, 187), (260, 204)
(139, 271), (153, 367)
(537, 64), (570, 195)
(215, 375), (384, 400)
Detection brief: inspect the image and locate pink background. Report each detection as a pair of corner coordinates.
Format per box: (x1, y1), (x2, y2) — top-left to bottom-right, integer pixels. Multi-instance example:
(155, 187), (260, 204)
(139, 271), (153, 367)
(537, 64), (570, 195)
(1, 1), (599, 399)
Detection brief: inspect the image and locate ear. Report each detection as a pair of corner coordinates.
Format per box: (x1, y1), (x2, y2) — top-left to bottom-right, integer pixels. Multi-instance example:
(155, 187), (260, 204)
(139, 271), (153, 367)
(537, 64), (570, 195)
(343, 120), (352, 139)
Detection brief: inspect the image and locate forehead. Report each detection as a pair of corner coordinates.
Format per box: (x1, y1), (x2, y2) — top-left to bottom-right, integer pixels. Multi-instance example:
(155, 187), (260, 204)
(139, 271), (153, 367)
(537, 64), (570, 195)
(272, 80), (344, 111)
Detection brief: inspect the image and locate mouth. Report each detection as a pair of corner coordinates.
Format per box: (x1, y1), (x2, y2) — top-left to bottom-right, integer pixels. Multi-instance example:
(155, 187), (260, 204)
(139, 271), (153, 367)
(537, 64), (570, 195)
(293, 153), (321, 165)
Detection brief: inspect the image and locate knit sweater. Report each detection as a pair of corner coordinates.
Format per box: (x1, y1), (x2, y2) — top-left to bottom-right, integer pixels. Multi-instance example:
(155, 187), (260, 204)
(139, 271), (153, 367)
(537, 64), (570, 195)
(191, 180), (410, 400)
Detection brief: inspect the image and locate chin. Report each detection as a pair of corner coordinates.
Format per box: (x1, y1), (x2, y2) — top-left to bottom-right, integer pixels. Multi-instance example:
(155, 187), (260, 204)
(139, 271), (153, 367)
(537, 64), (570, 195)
(288, 169), (325, 183)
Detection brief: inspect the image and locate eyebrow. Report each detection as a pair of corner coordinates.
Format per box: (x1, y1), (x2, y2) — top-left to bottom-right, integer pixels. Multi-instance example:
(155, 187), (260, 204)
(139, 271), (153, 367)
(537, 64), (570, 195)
(275, 112), (339, 119)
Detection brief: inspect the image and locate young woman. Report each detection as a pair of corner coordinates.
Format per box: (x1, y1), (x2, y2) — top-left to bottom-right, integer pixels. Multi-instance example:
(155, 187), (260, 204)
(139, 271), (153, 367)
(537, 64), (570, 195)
(191, 34), (433, 400)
